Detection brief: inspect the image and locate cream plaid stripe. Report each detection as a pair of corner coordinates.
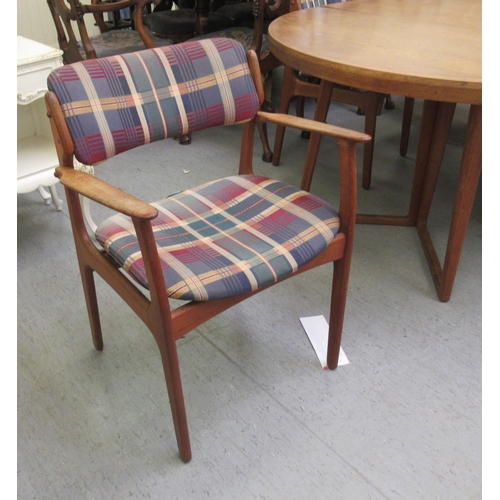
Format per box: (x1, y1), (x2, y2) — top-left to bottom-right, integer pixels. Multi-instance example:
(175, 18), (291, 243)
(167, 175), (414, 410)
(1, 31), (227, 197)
(178, 187), (299, 274)
(202, 39), (236, 125)
(71, 63), (116, 159)
(113, 57), (152, 145)
(229, 176), (338, 236)
(154, 202), (261, 296)
(134, 53), (169, 139)
(153, 48), (190, 136)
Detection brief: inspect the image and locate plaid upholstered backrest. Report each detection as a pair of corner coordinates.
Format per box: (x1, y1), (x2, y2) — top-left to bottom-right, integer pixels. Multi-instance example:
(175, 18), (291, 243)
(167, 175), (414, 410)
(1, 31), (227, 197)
(47, 38), (261, 166)
(299, 0), (348, 9)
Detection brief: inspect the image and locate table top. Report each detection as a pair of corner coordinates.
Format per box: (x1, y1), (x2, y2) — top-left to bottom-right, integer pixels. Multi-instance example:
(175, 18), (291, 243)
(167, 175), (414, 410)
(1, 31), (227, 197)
(268, 0), (481, 104)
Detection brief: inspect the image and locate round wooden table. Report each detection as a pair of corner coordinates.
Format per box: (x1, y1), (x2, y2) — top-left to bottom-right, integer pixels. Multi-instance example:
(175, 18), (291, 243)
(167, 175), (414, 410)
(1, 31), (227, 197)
(268, 0), (482, 302)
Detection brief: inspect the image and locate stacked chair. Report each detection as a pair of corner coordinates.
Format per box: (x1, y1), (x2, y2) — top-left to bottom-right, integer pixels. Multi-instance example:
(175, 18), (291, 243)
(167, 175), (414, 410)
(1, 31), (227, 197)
(47, 0), (173, 64)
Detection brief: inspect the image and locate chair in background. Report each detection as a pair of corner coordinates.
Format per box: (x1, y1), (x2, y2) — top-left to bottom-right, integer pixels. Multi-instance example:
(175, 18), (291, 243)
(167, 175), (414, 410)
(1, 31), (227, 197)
(134, 0), (288, 157)
(271, 0), (389, 191)
(45, 38), (369, 461)
(189, 0), (290, 162)
(139, 0), (236, 43)
(47, 0), (173, 64)
(214, 0), (256, 29)
(48, 0), (195, 144)
(399, 97), (415, 157)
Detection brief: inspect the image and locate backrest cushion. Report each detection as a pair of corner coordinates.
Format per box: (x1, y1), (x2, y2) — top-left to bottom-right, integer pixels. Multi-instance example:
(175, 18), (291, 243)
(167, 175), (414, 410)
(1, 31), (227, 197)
(47, 38), (260, 165)
(299, 0), (348, 9)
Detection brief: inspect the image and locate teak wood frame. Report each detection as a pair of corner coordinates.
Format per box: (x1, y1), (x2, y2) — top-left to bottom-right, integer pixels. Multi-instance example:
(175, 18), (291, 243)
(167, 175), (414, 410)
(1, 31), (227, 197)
(45, 49), (370, 462)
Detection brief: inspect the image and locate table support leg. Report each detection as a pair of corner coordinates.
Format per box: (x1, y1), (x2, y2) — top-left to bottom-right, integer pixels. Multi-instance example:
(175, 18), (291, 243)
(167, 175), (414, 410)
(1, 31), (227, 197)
(417, 104), (482, 302)
(356, 100), (452, 226)
(300, 79), (334, 192)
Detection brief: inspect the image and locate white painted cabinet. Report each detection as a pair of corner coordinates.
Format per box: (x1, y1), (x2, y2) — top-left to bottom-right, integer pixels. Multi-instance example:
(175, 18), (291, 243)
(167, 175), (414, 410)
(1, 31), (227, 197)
(17, 36), (64, 210)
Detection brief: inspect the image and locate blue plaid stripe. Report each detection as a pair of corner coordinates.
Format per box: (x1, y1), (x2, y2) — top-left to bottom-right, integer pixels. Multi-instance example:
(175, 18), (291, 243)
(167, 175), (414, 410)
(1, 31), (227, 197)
(95, 175), (340, 301)
(47, 38), (260, 165)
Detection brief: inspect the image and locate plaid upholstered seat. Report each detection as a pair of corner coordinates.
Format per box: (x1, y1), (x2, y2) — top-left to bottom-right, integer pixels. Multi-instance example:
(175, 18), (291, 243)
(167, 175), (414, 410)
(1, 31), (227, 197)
(95, 175), (339, 301)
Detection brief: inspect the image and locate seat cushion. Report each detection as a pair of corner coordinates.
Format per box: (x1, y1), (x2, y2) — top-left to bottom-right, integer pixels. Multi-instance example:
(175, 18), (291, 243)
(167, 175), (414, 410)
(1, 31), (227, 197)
(142, 10), (234, 36)
(216, 2), (254, 25)
(95, 175), (340, 301)
(79, 30), (173, 59)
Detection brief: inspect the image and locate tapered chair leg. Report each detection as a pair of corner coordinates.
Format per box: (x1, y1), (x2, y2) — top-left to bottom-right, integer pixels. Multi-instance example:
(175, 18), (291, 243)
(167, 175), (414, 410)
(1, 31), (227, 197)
(157, 334), (192, 463)
(80, 264), (104, 351)
(295, 96), (305, 119)
(258, 122), (273, 162)
(294, 96), (313, 139)
(361, 93), (383, 190)
(272, 65), (297, 166)
(326, 257), (352, 370)
(179, 133), (192, 145)
(400, 97), (415, 157)
(385, 94), (395, 110)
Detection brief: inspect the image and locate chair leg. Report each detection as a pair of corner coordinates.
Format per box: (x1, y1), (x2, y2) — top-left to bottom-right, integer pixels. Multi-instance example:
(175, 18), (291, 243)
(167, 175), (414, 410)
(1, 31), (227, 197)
(384, 94), (395, 110)
(258, 122), (273, 163)
(156, 328), (192, 463)
(173, 134), (192, 145)
(295, 96), (305, 119)
(80, 264), (104, 351)
(326, 257), (351, 370)
(179, 133), (191, 145)
(361, 92), (383, 190)
(272, 66), (297, 167)
(300, 80), (334, 192)
(295, 97), (312, 139)
(400, 97), (415, 157)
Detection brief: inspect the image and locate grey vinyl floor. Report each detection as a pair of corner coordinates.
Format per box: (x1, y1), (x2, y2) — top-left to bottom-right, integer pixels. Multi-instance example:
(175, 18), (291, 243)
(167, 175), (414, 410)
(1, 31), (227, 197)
(17, 67), (482, 499)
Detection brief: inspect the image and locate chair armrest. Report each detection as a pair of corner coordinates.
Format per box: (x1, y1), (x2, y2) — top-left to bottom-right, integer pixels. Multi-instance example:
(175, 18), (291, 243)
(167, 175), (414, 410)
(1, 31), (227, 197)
(55, 167), (158, 221)
(256, 111), (371, 144)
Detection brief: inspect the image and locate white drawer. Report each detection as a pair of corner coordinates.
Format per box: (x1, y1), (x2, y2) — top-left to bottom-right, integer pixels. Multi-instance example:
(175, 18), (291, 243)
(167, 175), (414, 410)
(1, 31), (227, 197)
(17, 36), (63, 105)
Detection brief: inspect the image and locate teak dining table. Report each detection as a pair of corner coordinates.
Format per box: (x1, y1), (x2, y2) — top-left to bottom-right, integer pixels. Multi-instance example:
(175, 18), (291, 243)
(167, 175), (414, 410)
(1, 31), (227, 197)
(268, 0), (481, 302)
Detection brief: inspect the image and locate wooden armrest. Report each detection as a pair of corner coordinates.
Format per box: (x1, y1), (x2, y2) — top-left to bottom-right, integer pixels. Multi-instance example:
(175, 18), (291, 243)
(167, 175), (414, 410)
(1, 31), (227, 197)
(55, 167), (158, 221)
(256, 111), (372, 144)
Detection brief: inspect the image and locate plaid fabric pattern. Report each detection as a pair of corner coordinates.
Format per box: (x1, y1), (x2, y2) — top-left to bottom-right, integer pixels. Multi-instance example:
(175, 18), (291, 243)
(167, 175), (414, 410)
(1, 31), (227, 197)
(95, 175), (340, 301)
(300, 0), (348, 9)
(47, 38), (260, 165)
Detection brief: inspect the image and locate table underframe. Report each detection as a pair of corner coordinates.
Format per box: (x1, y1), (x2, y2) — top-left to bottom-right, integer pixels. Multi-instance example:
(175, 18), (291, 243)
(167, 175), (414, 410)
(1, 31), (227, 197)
(301, 80), (481, 302)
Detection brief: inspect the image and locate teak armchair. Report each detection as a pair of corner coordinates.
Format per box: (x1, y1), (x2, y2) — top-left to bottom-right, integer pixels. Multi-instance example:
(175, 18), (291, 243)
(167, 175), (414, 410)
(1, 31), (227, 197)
(45, 38), (369, 462)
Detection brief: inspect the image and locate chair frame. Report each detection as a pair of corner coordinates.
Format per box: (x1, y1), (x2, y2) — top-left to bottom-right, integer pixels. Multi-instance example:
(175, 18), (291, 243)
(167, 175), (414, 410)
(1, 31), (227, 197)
(47, 0), (157, 63)
(45, 46), (370, 463)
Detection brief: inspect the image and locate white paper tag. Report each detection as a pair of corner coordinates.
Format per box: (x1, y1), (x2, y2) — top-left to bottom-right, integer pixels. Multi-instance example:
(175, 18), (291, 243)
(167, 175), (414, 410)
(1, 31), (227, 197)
(300, 315), (349, 369)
